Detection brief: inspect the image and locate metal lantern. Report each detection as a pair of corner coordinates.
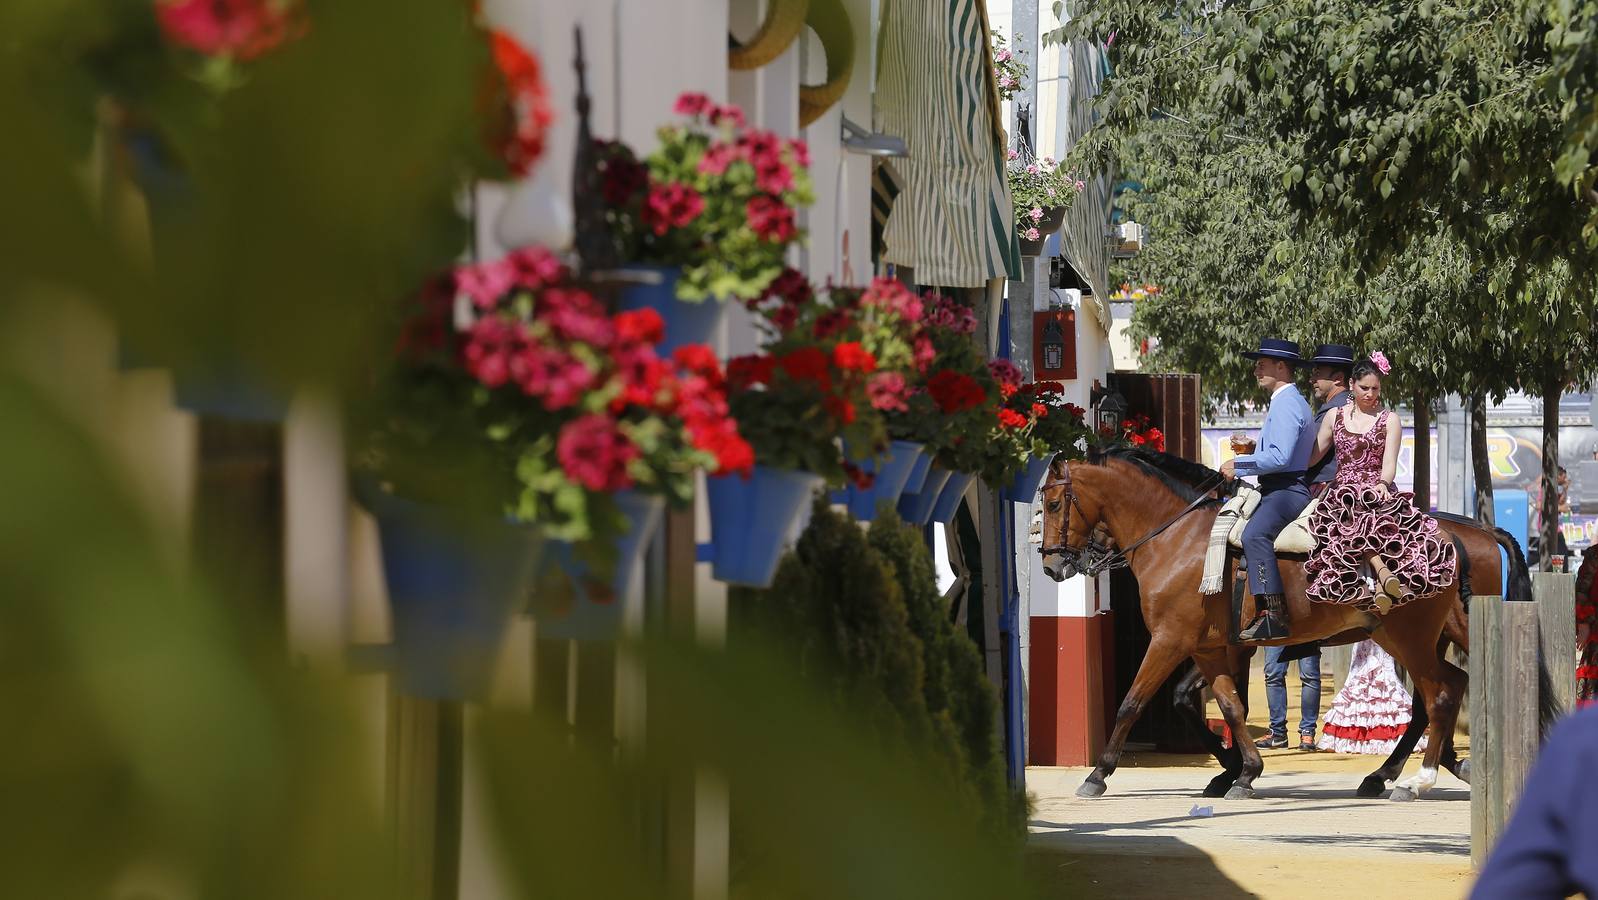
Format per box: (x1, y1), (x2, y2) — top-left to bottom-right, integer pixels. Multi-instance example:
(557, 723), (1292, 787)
(1041, 317), (1065, 371)
(1096, 389), (1128, 436)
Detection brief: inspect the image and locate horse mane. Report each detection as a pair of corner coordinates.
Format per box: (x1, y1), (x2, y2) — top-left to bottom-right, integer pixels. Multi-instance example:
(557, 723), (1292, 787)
(1086, 445), (1227, 504)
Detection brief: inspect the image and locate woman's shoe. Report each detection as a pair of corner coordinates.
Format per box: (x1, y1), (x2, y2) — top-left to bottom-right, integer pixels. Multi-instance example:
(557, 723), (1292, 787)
(1369, 556), (1402, 612)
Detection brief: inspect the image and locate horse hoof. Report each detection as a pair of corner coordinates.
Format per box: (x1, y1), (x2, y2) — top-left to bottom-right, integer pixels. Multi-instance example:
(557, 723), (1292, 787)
(1455, 759), (1471, 786)
(1076, 780), (1107, 799)
(1389, 786), (1418, 803)
(1202, 781), (1234, 799)
(1224, 785), (1256, 801)
(1355, 776), (1387, 799)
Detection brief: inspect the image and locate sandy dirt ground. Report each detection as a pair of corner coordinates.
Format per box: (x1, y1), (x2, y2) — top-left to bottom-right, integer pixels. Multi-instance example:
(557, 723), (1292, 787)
(1025, 653), (1475, 899)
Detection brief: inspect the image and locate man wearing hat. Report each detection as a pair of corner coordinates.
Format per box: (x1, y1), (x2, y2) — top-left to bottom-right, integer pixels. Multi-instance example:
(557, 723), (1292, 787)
(1306, 343), (1356, 494)
(1219, 338), (1318, 642)
(1255, 343), (1355, 748)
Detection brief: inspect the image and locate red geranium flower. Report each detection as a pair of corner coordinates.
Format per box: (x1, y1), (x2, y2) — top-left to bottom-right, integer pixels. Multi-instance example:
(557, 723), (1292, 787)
(998, 408), (1028, 429)
(615, 308), (665, 345)
(672, 345), (724, 384)
(1064, 403), (1087, 418)
(823, 394), (856, 424)
(927, 370), (986, 413)
(728, 354), (777, 388)
(1031, 403), (1049, 418)
(778, 347), (830, 386)
(747, 194), (797, 243)
(642, 182), (706, 235)
(832, 341), (877, 373)
(489, 30), (554, 177)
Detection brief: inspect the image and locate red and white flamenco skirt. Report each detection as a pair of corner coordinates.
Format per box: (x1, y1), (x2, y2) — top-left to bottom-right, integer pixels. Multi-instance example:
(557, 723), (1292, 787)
(1316, 639), (1427, 755)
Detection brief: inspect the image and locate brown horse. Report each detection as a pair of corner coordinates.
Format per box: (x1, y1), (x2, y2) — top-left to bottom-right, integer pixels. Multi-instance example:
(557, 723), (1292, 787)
(1038, 446), (1544, 801)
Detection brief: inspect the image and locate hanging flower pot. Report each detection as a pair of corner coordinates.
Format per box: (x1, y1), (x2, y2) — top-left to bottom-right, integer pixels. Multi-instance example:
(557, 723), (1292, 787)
(897, 464), (954, 526)
(533, 490), (666, 641)
(841, 440), (925, 521)
(616, 264), (728, 354)
(1017, 207), (1066, 257)
(1007, 452), (1056, 502)
(901, 449), (933, 496)
(706, 464), (824, 587)
(930, 470), (977, 525)
(359, 485), (543, 701)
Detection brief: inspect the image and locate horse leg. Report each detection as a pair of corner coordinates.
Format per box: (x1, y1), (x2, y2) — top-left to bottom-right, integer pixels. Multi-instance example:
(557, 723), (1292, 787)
(1077, 638), (1190, 799)
(1358, 690), (1427, 798)
(1194, 649), (1263, 799)
(1377, 632), (1468, 802)
(1172, 664), (1243, 797)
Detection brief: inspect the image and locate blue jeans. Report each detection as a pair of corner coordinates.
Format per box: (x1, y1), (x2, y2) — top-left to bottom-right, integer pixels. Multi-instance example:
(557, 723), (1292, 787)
(1263, 645), (1321, 738)
(1242, 483), (1311, 595)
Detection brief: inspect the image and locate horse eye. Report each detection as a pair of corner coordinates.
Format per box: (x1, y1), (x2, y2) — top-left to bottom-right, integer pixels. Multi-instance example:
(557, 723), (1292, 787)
(1046, 500), (1062, 512)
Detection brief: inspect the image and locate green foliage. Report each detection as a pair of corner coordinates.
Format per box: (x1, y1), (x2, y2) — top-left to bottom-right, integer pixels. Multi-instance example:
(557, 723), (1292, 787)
(733, 501), (1026, 842)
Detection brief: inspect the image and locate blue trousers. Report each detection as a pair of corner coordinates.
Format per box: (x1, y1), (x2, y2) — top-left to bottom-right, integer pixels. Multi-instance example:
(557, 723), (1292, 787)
(1241, 483), (1311, 595)
(1263, 644), (1322, 738)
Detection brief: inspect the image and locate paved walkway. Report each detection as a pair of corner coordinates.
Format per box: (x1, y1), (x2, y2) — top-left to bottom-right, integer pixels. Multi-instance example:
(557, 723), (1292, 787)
(1025, 759), (1473, 899)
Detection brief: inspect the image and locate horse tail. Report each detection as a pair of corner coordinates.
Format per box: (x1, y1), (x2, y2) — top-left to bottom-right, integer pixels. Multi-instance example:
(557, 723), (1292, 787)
(1492, 527), (1533, 604)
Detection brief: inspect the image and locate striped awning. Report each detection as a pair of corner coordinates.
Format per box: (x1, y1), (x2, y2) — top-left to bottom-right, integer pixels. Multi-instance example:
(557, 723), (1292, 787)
(874, 0), (1021, 287)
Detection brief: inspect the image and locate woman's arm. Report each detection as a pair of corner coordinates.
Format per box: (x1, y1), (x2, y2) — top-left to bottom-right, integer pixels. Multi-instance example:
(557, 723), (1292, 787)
(1379, 410), (1401, 497)
(1307, 408), (1337, 467)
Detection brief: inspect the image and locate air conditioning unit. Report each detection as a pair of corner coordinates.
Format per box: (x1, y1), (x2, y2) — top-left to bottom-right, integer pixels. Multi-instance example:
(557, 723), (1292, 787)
(1110, 221), (1145, 257)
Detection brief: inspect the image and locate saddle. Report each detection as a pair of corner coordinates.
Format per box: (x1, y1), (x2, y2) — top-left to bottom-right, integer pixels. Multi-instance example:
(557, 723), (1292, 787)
(1221, 488), (1319, 554)
(1199, 486), (1317, 596)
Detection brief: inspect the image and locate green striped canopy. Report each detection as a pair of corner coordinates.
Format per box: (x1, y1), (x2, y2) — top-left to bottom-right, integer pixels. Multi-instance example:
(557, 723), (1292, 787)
(875, 0), (1021, 287)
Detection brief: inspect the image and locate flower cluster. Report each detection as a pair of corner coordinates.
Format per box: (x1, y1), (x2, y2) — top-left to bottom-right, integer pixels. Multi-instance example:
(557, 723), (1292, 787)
(1100, 413), (1166, 452)
(596, 93), (814, 304)
(1109, 282), (1162, 302)
(991, 29), (1029, 102)
(374, 246), (752, 540)
(1005, 152), (1085, 235)
(155, 0), (304, 60)
(486, 30), (554, 178)
(999, 380), (1093, 458)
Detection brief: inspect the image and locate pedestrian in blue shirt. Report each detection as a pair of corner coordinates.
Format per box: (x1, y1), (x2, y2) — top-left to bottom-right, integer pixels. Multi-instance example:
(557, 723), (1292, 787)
(1219, 338), (1317, 641)
(1472, 706), (1598, 898)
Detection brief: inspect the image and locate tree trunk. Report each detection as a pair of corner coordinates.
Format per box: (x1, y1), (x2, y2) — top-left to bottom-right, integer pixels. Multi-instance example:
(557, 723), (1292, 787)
(1470, 391), (1494, 527)
(1541, 375), (1562, 571)
(1412, 391), (1431, 513)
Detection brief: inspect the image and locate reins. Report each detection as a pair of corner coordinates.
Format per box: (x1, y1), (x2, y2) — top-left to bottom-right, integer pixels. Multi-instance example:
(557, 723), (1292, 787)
(1044, 461), (1226, 577)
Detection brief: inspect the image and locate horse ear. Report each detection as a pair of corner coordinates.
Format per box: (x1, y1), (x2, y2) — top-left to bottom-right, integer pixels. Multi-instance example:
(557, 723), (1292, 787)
(1049, 454), (1069, 476)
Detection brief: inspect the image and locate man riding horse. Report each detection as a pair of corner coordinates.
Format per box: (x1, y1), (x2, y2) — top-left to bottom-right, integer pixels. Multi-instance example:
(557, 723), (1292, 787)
(1218, 338), (1316, 641)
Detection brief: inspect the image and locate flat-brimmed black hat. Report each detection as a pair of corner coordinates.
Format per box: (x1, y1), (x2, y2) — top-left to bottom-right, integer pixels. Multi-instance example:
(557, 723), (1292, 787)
(1242, 338), (1305, 365)
(1309, 344), (1356, 367)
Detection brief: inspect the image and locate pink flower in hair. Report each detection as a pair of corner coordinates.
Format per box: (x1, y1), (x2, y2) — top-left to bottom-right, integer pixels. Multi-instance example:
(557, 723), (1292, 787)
(1369, 351), (1392, 375)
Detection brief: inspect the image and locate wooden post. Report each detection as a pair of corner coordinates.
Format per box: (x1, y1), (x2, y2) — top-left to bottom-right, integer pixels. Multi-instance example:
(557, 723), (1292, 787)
(1534, 572), (1577, 713)
(1470, 595), (1544, 868)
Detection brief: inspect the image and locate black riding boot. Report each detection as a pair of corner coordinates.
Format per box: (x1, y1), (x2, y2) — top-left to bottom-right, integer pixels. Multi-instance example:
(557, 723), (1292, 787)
(1238, 593), (1289, 642)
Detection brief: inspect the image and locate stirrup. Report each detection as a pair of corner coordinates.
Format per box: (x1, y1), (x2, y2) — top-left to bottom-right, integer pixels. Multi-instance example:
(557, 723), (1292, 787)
(1238, 613), (1288, 642)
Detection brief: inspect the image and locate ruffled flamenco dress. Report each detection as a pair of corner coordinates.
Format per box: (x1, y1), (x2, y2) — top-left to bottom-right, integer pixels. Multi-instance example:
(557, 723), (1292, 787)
(1303, 408), (1458, 611)
(1317, 639), (1426, 755)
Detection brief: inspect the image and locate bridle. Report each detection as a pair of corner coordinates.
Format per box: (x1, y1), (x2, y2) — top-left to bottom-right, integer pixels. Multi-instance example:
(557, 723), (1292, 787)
(1040, 459), (1227, 577)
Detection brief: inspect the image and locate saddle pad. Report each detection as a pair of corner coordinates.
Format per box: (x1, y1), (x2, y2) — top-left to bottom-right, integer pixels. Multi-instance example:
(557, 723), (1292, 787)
(1227, 496), (1320, 554)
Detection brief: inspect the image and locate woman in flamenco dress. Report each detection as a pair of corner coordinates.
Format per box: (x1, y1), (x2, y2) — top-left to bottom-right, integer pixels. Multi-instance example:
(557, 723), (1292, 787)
(1302, 353), (1458, 612)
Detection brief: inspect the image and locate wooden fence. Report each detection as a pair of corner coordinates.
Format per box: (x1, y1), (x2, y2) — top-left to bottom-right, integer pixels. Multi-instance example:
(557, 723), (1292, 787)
(1468, 572), (1577, 868)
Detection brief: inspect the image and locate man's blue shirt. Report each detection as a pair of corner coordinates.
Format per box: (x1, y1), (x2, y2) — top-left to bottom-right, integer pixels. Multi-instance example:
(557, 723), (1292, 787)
(1233, 383), (1315, 477)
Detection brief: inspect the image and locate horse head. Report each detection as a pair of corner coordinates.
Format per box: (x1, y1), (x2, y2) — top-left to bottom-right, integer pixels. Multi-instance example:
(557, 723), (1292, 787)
(1038, 455), (1113, 582)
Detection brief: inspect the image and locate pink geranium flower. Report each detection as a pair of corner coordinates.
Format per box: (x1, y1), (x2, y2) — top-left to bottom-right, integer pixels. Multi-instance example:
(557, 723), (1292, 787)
(1029, 206), (1044, 220)
(455, 258), (518, 309)
(674, 92), (712, 118)
(155, 0), (299, 60)
(866, 371), (910, 412)
(641, 182), (706, 236)
(557, 414), (639, 491)
(1023, 227), (1041, 241)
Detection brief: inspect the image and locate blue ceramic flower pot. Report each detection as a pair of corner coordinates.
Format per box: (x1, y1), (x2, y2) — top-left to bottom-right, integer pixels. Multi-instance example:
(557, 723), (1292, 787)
(841, 440), (925, 521)
(706, 464), (824, 587)
(897, 465), (954, 526)
(930, 471), (977, 524)
(901, 449), (933, 496)
(360, 487), (542, 701)
(535, 490), (666, 641)
(617, 264), (727, 354)
(1006, 453), (1056, 502)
